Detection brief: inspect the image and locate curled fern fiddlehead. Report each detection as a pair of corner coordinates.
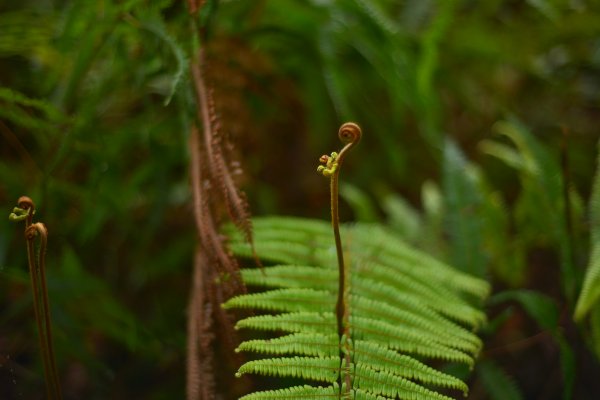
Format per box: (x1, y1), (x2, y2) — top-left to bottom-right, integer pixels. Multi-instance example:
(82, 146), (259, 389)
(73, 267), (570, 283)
(9, 196), (62, 399)
(317, 122), (362, 396)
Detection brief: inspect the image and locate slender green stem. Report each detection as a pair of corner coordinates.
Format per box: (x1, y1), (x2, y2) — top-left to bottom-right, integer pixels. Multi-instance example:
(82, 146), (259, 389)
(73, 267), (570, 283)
(317, 122), (362, 396)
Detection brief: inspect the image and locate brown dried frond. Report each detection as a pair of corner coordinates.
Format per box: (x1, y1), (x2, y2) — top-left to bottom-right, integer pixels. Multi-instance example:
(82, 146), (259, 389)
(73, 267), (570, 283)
(189, 126), (244, 293)
(186, 3), (260, 397)
(205, 87), (255, 248)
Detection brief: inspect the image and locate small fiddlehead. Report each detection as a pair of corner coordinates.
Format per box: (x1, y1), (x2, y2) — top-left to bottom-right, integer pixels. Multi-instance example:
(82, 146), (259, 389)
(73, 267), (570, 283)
(317, 122), (362, 396)
(9, 196), (62, 400)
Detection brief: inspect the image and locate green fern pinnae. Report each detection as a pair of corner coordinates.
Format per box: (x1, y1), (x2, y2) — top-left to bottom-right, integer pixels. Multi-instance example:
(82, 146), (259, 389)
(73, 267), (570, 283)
(236, 333), (339, 358)
(350, 224), (490, 299)
(353, 262), (486, 329)
(235, 356), (340, 382)
(351, 363), (455, 400)
(230, 217), (489, 302)
(228, 239), (333, 266)
(230, 219), (487, 329)
(233, 311), (475, 367)
(242, 265), (479, 337)
(235, 270), (481, 355)
(236, 334), (467, 393)
(239, 384), (340, 400)
(242, 265), (337, 290)
(228, 275), (479, 352)
(352, 296), (481, 353)
(226, 216), (488, 398)
(353, 341), (468, 393)
(350, 272), (479, 327)
(350, 317), (475, 367)
(223, 288), (335, 313)
(235, 312), (336, 334)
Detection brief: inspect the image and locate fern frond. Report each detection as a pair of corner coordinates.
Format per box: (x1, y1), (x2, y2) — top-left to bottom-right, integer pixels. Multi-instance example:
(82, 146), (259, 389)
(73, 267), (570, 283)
(477, 360), (524, 400)
(226, 217), (488, 398)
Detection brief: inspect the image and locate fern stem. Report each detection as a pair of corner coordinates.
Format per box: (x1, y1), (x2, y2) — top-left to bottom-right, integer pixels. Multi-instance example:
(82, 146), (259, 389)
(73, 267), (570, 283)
(318, 123), (362, 396)
(14, 197), (62, 399)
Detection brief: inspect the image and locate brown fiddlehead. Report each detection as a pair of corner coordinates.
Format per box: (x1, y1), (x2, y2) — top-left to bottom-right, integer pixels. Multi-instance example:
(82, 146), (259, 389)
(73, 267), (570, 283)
(317, 122), (362, 397)
(9, 196), (62, 399)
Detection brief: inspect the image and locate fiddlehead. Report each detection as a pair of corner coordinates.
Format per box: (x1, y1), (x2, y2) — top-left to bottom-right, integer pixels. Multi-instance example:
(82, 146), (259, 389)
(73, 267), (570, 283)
(317, 122), (362, 397)
(9, 196), (62, 399)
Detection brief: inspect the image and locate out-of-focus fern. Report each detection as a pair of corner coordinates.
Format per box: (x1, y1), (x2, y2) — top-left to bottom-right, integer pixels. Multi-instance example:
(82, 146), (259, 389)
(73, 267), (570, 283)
(477, 360), (524, 400)
(481, 118), (579, 301)
(224, 216), (489, 399)
(443, 139), (487, 278)
(574, 140), (600, 321)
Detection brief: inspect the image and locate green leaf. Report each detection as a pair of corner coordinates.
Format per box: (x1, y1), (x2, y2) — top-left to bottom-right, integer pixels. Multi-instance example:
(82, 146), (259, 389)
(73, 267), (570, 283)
(477, 360), (524, 400)
(574, 140), (600, 320)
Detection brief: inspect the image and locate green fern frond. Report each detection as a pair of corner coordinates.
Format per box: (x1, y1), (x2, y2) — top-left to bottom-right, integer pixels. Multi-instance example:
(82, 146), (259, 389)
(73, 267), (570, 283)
(225, 217), (489, 398)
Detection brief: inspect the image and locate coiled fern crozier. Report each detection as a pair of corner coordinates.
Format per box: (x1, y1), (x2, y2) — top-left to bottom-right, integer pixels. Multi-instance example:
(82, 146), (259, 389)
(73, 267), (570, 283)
(224, 123), (490, 399)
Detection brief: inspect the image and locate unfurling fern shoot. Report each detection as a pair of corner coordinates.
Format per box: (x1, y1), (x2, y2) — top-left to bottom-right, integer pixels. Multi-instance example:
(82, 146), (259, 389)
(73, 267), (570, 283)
(9, 196), (62, 400)
(317, 122), (362, 395)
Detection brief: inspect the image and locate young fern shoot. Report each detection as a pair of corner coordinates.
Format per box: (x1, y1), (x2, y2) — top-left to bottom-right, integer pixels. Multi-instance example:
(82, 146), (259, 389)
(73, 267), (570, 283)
(317, 122), (362, 396)
(9, 196), (62, 400)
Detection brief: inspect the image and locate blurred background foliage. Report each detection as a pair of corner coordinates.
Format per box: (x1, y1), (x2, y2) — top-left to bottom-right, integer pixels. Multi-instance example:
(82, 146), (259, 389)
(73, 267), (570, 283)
(1, 0), (600, 398)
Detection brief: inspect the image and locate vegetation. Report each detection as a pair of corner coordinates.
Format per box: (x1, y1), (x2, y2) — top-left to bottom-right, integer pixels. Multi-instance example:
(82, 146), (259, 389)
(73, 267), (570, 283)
(1, 0), (600, 399)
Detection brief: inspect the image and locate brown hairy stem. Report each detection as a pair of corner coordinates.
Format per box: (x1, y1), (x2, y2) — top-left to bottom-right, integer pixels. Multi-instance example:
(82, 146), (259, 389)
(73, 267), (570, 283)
(185, 2), (257, 398)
